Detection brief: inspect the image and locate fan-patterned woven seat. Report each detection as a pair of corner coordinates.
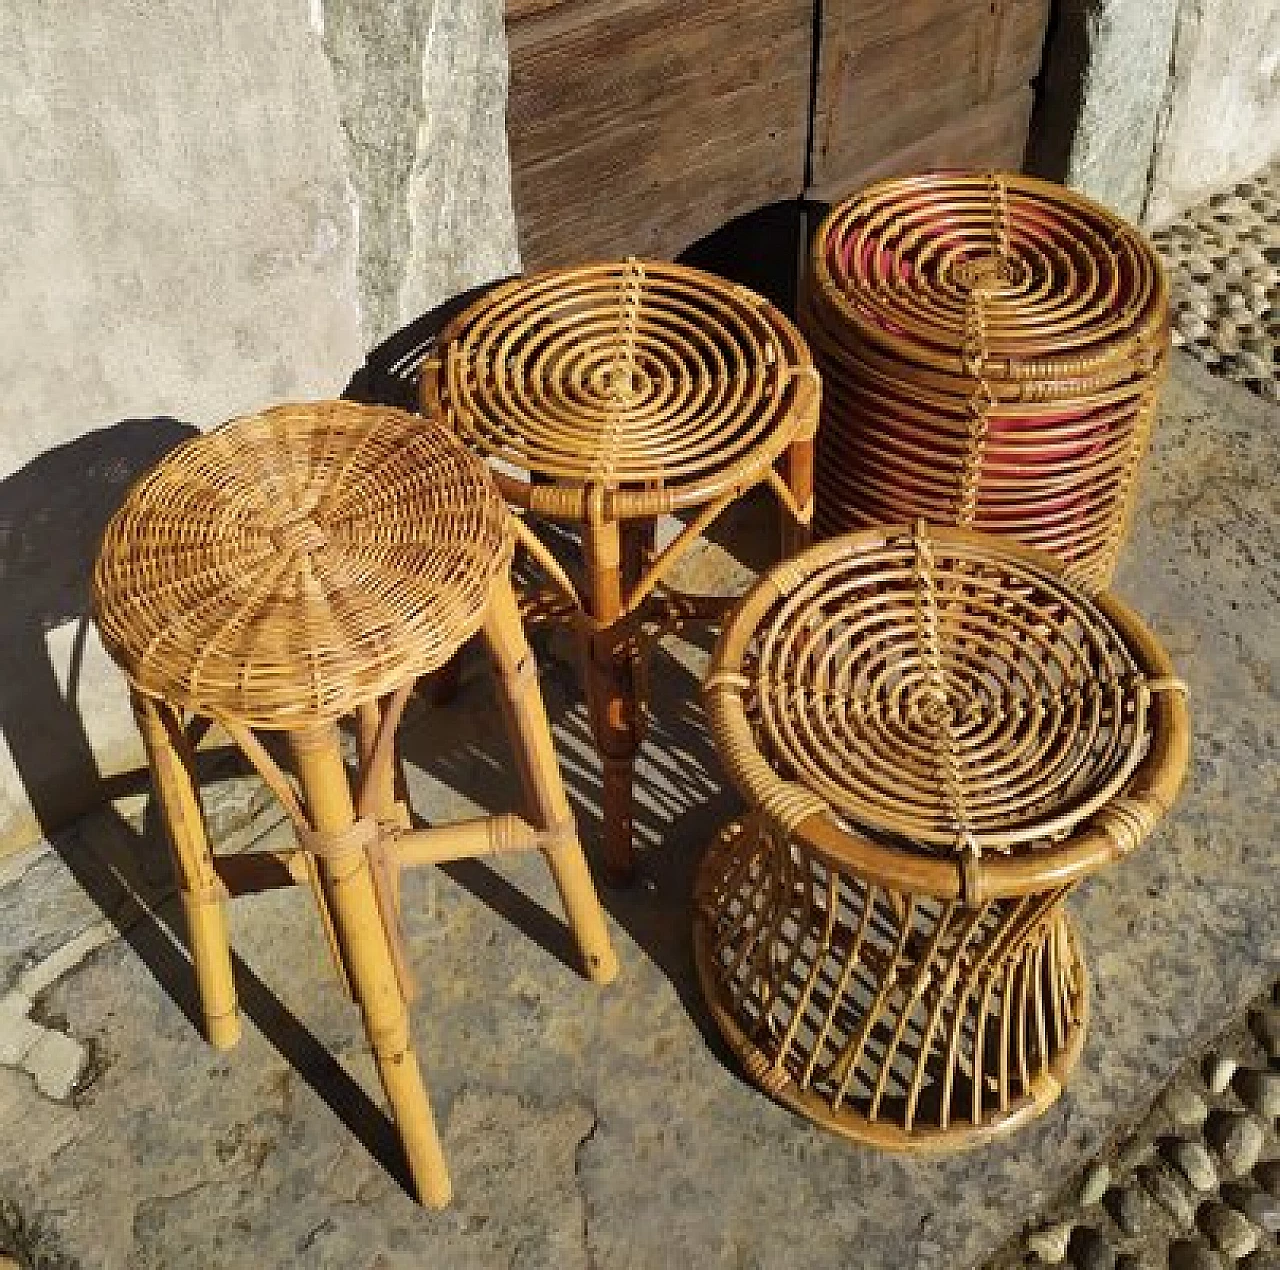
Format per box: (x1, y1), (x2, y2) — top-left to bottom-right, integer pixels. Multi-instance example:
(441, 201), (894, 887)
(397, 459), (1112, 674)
(94, 401), (513, 728)
(425, 260), (820, 881)
(804, 172), (1171, 592)
(696, 523), (1189, 1148)
(92, 401), (617, 1208)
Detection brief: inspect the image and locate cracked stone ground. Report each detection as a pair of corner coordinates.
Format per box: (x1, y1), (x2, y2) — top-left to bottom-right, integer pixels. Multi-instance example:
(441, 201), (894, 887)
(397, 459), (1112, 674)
(0, 347), (1275, 1269)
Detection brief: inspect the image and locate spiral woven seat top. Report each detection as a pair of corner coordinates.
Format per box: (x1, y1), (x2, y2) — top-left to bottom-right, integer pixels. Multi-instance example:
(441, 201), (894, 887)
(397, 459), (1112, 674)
(93, 402), (513, 729)
(424, 260), (819, 520)
(810, 172), (1168, 381)
(804, 172), (1171, 592)
(705, 523), (1189, 898)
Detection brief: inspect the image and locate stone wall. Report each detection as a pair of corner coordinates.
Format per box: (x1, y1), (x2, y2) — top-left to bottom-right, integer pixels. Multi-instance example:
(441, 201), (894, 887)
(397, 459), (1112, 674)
(1033, 0), (1280, 225)
(0, 0), (519, 853)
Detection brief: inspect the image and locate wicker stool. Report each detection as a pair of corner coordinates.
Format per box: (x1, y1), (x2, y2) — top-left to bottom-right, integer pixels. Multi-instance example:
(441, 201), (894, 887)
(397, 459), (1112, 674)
(92, 402), (618, 1206)
(422, 259), (821, 882)
(696, 523), (1188, 1149)
(803, 172), (1170, 592)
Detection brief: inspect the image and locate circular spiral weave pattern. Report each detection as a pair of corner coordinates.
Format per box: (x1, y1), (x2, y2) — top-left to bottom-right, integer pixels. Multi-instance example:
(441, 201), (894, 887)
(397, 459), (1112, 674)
(431, 260), (817, 518)
(93, 401), (513, 728)
(708, 525), (1154, 860)
(804, 172), (1170, 591)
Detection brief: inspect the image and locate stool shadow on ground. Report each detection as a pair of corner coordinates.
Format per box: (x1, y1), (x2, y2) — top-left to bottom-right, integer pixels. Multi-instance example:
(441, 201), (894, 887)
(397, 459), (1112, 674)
(0, 420), (412, 1190)
(398, 628), (743, 1064)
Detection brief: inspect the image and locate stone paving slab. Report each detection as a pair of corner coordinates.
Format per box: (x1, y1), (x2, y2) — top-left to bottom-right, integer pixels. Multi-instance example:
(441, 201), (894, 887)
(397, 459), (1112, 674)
(0, 351), (1275, 1269)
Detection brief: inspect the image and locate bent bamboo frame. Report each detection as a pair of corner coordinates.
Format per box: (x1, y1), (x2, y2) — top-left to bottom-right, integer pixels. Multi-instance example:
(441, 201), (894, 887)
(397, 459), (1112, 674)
(696, 523), (1188, 1147)
(423, 259), (821, 881)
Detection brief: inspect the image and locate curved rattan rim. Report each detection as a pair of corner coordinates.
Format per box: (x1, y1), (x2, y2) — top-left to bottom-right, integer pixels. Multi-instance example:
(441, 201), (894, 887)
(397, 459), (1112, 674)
(703, 523), (1190, 900)
(808, 171), (1170, 381)
(422, 259), (820, 521)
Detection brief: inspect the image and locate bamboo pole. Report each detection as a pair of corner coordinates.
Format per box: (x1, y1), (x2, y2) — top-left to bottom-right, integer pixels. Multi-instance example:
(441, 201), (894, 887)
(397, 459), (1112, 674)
(482, 574), (619, 985)
(133, 693), (240, 1051)
(289, 724), (451, 1208)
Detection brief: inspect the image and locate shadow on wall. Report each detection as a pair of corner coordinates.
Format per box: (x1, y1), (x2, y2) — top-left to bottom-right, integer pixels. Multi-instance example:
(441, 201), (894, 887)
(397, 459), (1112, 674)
(0, 419), (199, 838)
(1023, 0), (1086, 184)
(0, 417), (419, 1189)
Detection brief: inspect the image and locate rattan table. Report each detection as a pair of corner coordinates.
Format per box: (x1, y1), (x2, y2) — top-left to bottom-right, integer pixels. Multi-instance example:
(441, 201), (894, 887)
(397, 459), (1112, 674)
(93, 401), (618, 1206)
(424, 259), (821, 882)
(695, 522), (1189, 1148)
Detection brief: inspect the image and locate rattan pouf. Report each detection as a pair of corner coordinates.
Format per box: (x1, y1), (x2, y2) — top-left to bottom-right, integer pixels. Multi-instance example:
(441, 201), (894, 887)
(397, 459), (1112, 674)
(92, 401), (618, 1207)
(423, 259), (821, 882)
(695, 523), (1189, 1149)
(803, 172), (1171, 592)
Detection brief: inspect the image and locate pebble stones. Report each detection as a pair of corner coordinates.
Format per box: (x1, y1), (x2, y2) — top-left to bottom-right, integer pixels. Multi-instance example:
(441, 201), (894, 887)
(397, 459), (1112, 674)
(1250, 1007), (1280, 1062)
(1082, 1164), (1114, 1208)
(1234, 1067), (1280, 1120)
(1153, 162), (1280, 403)
(1069, 1226), (1117, 1270)
(1221, 1180), (1280, 1235)
(1206, 1057), (1239, 1096)
(1028, 1221), (1074, 1264)
(1255, 1158), (1280, 1198)
(1106, 1183), (1150, 1237)
(1205, 1112), (1265, 1177)
(1167, 1241), (1227, 1270)
(1165, 1138), (1219, 1193)
(1164, 1085), (1211, 1128)
(1239, 1252), (1279, 1270)
(1139, 1163), (1198, 1228)
(1196, 1200), (1260, 1259)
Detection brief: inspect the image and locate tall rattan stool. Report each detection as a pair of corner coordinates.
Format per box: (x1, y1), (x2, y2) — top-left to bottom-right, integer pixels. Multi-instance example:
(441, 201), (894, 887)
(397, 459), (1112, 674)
(92, 401), (618, 1207)
(422, 259), (821, 882)
(695, 522), (1189, 1149)
(803, 172), (1171, 592)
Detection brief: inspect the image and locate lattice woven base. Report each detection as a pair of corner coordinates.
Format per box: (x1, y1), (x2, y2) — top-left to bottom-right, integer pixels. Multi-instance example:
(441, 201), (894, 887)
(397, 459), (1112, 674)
(1151, 163), (1280, 402)
(694, 815), (1089, 1150)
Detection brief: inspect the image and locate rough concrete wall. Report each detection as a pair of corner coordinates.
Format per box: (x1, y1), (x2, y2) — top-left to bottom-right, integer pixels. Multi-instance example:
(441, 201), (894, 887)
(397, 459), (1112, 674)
(1144, 0), (1280, 226)
(0, 0), (519, 854)
(1031, 0), (1280, 224)
(319, 0), (520, 347)
(1030, 0), (1180, 222)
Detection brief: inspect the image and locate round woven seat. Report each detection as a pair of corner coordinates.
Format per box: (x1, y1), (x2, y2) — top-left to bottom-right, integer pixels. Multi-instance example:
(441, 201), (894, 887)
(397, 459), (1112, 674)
(804, 172), (1170, 591)
(93, 401), (513, 729)
(425, 259), (817, 520)
(424, 259), (820, 882)
(696, 523), (1189, 1148)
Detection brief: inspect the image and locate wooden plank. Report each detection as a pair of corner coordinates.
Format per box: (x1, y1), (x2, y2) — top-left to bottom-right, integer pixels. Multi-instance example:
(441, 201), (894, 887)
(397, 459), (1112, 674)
(807, 88), (1035, 205)
(505, 0), (812, 270)
(810, 0), (1049, 191)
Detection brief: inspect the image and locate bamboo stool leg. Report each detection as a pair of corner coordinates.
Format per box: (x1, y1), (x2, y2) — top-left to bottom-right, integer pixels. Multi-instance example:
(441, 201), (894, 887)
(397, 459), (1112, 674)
(779, 433), (814, 558)
(289, 724), (450, 1208)
(582, 514), (641, 884)
(132, 692), (241, 1051)
(482, 574), (619, 986)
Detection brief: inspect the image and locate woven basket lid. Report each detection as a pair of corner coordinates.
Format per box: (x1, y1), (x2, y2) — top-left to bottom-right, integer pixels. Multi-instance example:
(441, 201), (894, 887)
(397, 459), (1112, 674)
(809, 172), (1169, 381)
(705, 523), (1188, 896)
(93, 401), (513, 729)
(426, 259), (819, 519)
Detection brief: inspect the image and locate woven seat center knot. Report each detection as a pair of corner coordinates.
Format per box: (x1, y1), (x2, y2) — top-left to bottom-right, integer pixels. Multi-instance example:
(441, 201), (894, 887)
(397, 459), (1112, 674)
(93, 401), (514, 728)
(269, 511), (329, 556)
(711, 525), (1160, 862)
(434, 259), (817, 509)
(949, 253), (1023, 295)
